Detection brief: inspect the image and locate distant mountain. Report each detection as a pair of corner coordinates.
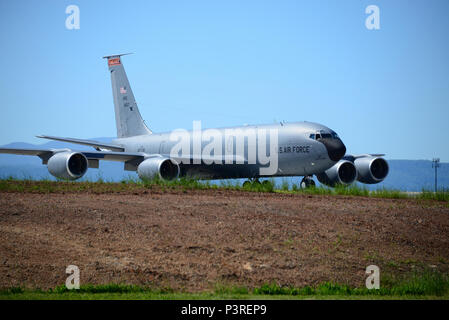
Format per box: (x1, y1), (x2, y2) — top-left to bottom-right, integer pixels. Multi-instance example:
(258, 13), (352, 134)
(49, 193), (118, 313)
(0, 139), (447, 191)
(371, 159), (448, 191)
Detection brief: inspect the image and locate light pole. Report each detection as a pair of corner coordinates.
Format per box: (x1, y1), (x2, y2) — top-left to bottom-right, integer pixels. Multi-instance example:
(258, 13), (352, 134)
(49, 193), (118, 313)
(432, 158), (440, 193)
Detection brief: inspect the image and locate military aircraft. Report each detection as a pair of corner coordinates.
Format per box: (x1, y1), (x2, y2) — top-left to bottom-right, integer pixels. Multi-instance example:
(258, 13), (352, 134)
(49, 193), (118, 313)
(0, 54), (388, 188)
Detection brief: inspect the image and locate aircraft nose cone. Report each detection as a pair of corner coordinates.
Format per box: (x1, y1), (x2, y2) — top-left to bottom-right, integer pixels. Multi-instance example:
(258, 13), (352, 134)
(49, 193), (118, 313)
(320, 138), (346, 162)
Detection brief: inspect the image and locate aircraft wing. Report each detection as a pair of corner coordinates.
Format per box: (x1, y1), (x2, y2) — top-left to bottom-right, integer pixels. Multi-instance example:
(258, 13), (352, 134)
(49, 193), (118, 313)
(81, 151), (145, 162)
(36, 135), (125, 152)
(0, 147), (245, 164)
(0, 147), (246, 174)
(342, 154), (386, 163)
(171, 154), (246, 164)
(351, 154), (385, 158)
(0, 147), (54, 158)
(0, 147), (144, 164)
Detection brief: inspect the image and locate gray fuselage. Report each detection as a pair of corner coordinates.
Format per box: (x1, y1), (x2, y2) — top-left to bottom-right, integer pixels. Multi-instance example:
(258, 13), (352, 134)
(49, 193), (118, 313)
(112, 121), (346, 180)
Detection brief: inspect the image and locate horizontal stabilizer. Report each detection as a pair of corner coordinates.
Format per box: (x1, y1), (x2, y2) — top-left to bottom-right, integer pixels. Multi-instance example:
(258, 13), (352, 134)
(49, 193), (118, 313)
(102, 53), (133, 60)
(36, 135), (125, 152)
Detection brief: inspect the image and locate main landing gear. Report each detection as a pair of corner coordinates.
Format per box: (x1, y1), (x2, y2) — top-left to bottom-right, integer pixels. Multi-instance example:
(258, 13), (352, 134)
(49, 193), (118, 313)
(243, 178), (272, 188)
(300, 176), (316, 189)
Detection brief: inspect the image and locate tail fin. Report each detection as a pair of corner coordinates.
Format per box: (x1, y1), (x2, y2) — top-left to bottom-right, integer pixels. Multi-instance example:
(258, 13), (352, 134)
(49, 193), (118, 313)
(103, 53), (152, 138)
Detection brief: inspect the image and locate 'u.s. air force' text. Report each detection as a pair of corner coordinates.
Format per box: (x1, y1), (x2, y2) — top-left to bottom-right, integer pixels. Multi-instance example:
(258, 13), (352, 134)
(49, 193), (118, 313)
(279, 145), (311, 154)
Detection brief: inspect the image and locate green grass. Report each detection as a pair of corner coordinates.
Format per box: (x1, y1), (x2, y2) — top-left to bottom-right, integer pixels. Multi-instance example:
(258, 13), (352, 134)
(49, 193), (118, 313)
(419, 188), (449, 202)
(0, 176), (448, 203)
(2, 270), (448, 300)
(4, 291), (445, 300)
(252, 270), (449, 297)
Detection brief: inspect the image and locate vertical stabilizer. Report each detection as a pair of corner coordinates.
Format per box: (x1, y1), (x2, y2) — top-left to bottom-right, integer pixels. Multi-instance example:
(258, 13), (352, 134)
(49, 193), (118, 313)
(104, 54), (152, 138)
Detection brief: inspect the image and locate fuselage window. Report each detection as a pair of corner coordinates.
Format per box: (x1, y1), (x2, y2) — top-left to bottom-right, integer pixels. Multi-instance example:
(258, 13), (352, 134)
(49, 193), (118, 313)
(309, 134), (315, 139)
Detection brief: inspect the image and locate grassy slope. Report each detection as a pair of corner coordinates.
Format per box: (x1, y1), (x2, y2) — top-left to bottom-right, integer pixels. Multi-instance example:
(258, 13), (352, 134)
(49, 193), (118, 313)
(0, 178), (448, 203)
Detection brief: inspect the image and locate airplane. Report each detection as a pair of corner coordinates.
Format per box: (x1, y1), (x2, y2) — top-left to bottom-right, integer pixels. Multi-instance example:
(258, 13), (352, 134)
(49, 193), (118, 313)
(0, 54), (389, 188)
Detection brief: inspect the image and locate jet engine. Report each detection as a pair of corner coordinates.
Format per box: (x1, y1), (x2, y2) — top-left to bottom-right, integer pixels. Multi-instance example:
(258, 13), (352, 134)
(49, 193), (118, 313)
(354, 156), (389, 184)
(47, 152), (88, 180)
(137, 157), (180, 181)
(316, 160), (357, 187)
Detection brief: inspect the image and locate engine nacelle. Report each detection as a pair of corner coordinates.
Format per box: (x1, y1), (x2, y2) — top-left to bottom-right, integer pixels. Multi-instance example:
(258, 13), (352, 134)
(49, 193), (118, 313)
(137, 157), (180, 181)
(47, 152), (88, 180)
(354, 156), (389, 184)
(316, 160), (357, 187)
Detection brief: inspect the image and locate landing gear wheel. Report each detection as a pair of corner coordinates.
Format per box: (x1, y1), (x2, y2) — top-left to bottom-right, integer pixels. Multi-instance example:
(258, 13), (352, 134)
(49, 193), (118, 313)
(243, 178), (261, 188)
(300, 176), (316, 189)
(262, 180), (271, 186)
(243, 180), (251, 188)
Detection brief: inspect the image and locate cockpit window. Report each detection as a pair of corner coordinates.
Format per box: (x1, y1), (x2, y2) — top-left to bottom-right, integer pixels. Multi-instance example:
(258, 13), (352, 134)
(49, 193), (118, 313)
(310, 130), (339, 140)
(331, 131), (339, 139)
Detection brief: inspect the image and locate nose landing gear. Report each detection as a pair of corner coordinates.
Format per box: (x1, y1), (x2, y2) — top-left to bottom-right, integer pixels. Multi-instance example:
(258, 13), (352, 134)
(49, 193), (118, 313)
(300, 176), (316, 189)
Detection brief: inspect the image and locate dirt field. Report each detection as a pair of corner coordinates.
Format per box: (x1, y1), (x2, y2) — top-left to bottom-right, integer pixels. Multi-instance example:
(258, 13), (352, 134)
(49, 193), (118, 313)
(1, 187), (448, 291)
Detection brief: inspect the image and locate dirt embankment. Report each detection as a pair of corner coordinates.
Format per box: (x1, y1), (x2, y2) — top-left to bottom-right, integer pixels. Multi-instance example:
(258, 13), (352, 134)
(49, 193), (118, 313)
(1, 187), (448, 291)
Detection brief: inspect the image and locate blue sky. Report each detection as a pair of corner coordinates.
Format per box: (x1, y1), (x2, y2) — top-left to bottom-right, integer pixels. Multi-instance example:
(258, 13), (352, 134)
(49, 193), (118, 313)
(0, 0), (448, 161)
